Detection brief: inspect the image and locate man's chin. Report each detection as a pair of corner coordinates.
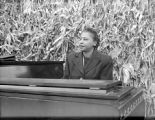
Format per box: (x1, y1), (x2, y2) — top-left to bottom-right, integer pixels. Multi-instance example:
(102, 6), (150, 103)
(80, 48), (94, 53)
(80, 49), (88, 52)
(79, 48), (86, 52)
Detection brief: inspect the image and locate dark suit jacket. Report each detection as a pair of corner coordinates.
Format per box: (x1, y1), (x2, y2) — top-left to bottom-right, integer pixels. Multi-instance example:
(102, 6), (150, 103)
(63, 50), (113, 80)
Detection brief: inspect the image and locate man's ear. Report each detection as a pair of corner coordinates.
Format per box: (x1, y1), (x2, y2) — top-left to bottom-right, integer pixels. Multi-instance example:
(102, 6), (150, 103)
(93, 41), (97, 47)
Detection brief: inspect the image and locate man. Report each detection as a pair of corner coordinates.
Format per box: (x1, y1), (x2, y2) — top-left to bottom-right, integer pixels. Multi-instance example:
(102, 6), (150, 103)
(63, 27), (113, 80)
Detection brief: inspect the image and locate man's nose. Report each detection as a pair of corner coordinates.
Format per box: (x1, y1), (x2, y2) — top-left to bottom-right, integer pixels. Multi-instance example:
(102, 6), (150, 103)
(79, 39), (84, 44)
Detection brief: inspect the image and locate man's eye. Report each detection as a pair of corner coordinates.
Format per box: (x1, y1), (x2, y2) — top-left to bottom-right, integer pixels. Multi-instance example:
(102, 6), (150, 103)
(83, 38), (88, 41)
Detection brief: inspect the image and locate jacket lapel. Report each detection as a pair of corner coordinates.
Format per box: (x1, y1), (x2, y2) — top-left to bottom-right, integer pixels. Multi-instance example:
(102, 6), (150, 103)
(84, 50), (101, 74)
(72, 52), (84, 74)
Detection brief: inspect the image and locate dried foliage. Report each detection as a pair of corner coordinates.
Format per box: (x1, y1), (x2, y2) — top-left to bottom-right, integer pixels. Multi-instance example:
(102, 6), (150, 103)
(0, 0), (155, 117)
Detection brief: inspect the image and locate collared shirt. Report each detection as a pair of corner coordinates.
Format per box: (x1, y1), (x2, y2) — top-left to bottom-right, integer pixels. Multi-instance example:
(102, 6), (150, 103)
(82, 52), (91, 67)
(82, 54), (90, 79)
(83, 56), (90, 67)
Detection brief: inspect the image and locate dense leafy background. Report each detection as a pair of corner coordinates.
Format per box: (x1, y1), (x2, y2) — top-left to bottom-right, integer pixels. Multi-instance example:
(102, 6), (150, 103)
(0, 0), (155, 117)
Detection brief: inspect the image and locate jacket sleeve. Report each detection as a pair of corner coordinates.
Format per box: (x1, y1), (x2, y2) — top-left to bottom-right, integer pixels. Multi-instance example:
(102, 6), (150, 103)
(100, 57), (113, 80)
(63, 55), (70, 79)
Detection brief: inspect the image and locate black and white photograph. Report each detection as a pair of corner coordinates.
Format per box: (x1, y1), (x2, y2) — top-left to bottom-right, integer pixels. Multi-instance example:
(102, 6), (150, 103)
(0, 0), (155, 119)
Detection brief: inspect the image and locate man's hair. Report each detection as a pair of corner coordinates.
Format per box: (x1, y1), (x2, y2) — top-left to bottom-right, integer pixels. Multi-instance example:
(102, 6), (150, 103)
(82, 27), (100, 49)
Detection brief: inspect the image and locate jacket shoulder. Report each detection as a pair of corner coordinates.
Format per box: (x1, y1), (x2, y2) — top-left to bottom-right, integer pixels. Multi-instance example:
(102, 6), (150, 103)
(97, 51), (112, 63)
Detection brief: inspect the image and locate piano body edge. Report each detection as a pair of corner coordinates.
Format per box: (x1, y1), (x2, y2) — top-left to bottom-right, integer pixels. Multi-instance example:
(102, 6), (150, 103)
(0, 85), (145, 119)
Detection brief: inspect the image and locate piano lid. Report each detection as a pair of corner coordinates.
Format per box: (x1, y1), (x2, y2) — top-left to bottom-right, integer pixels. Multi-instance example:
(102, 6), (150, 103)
(0, 61), (64, 79)
(0, 84), (134, 100)
(0, 55), (15, 61)
(0, 78), (122, 90)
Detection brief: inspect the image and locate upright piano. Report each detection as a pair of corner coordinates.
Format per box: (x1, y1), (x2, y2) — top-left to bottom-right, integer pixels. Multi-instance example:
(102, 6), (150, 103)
(0, 61), (145, 119)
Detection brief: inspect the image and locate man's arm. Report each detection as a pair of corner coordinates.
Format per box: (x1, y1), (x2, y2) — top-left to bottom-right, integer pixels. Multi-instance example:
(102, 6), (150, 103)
(100, 57), (113, 80)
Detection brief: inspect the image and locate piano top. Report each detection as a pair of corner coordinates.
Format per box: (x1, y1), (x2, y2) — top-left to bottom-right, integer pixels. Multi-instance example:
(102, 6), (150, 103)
(0, 78), (133, 100)
(0, 84), (133, 100)
(0, 78), (122, 89)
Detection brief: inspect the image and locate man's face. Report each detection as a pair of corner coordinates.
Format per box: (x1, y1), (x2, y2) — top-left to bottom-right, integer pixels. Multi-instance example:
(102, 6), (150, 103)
(79, 32), (96, 52)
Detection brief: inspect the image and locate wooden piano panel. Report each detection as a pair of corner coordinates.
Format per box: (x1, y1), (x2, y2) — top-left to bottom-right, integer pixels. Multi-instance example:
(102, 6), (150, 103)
(0, 95), (118, 117)
(0, 61), (64, 78)
(0, 66), (29, 78)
